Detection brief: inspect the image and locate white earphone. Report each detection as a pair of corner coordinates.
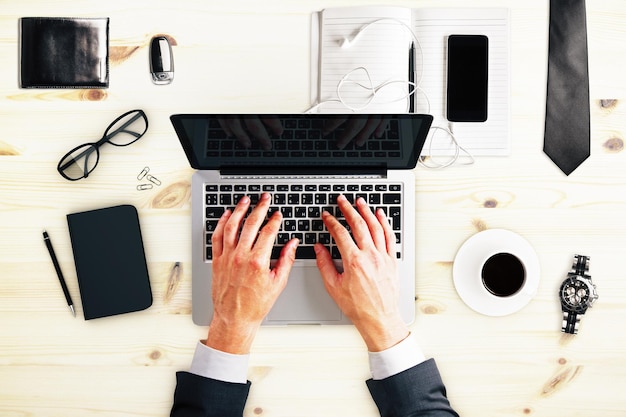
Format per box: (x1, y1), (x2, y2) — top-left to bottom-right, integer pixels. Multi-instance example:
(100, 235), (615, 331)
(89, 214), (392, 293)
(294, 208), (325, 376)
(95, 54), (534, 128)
(309, 18), (474, 169)
(339, 28), (365, 48)
(339, 37), (355, 48)
(338, 18), (418, 48)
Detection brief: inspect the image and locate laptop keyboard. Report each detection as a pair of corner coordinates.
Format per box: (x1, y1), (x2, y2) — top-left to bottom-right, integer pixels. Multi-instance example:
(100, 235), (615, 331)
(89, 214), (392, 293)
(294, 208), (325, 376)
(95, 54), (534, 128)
(204, 182), (403, 261)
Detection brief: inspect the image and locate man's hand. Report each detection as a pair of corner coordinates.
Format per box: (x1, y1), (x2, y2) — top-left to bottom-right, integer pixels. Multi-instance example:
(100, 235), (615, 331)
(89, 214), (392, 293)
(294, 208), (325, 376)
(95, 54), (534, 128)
(314, 195), (409, 352)
(207, 193), (298, 354)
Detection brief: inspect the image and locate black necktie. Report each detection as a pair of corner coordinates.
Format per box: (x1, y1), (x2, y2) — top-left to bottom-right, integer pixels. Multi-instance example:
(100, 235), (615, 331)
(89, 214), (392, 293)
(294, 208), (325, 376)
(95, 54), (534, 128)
(544, 0), (590, 175)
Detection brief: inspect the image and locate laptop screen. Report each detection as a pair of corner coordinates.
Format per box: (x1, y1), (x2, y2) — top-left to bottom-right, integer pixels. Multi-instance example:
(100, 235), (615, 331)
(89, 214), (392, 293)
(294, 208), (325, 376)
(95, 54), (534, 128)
(170, 114), (433, 171)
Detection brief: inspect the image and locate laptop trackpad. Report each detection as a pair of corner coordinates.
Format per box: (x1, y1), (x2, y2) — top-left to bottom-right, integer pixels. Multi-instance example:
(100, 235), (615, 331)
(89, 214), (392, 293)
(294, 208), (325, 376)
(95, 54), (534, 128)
(268, 266), (342, 323)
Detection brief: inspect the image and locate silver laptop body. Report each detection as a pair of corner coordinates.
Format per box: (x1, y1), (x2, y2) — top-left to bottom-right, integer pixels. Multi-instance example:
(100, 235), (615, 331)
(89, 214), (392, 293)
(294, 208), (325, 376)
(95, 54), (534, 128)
(170, 114), (433, 326)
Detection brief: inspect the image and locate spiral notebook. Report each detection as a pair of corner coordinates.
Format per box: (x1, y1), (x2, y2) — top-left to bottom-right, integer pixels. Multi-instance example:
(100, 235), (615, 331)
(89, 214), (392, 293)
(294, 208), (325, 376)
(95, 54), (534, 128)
(311, 7), (510, 156)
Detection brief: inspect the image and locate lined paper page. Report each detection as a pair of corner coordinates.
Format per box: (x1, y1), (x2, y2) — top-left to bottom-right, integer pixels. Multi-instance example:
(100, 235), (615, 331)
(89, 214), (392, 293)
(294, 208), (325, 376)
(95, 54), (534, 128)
(413, 8), (510, 156)
(316, 7), (413, 113)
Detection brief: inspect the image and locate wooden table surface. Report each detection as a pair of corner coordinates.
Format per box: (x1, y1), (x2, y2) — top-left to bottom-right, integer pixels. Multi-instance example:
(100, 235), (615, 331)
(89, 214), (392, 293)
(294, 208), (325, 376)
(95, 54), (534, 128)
(1, 1), (625, 416)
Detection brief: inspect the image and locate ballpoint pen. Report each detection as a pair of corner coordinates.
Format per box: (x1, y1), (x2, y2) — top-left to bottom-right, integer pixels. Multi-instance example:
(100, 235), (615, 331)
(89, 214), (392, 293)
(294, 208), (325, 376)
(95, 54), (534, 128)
(164, 261), (181, 304)
(43, 230), (76, 317)
(408, 41), (415, 113)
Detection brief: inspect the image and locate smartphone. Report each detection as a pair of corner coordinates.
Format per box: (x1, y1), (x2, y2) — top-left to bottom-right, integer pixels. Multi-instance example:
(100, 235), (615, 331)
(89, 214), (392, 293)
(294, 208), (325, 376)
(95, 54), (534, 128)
(446, 35), (488, 122)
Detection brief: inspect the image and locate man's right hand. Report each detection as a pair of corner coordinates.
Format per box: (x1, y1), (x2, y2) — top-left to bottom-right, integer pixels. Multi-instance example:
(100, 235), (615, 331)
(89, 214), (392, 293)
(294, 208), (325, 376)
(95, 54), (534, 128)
(314, 195), (409, 352)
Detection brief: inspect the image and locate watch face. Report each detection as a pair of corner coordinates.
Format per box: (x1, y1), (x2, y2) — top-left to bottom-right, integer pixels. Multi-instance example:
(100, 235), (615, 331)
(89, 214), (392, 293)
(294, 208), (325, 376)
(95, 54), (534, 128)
(560, 277), (591, 312)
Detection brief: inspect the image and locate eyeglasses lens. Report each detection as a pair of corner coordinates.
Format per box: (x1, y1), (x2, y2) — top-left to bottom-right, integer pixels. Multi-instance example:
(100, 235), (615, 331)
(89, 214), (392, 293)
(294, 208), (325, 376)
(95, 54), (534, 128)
(106, 110), (148, 146)
(59, 144), (99, 180)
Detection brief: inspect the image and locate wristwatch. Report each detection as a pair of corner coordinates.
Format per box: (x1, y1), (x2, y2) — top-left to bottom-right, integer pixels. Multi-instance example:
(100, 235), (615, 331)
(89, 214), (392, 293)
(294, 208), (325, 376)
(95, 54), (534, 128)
(559, 254), (598, 334)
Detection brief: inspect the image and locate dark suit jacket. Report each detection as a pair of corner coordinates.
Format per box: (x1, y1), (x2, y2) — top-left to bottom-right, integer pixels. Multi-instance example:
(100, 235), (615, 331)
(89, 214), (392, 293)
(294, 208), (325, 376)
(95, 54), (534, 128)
(170, 359), (458, 417)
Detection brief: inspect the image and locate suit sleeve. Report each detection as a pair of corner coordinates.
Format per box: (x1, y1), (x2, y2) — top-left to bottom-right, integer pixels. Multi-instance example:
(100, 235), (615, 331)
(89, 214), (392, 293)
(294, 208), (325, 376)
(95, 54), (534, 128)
(170, 371), (251, 417)
(366, 359), (459, 417)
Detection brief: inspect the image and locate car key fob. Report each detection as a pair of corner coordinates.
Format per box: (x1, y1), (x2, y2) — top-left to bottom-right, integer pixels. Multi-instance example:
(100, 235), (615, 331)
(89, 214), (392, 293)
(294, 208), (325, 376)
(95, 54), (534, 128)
(150, 36), (174, 85)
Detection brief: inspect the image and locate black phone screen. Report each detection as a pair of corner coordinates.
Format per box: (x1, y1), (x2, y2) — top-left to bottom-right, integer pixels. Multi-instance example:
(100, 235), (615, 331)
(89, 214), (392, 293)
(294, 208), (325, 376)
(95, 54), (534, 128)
(446, 35), (488, 122)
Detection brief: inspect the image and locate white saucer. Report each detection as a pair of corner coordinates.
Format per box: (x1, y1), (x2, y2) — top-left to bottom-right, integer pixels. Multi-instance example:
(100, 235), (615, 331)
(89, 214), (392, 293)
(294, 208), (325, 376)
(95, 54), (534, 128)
(452, 229), (540, 316)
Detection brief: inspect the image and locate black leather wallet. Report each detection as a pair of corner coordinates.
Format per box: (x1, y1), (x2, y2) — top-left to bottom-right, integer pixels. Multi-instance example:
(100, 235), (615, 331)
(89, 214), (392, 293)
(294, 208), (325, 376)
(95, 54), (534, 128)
(19, 17), (109, 88)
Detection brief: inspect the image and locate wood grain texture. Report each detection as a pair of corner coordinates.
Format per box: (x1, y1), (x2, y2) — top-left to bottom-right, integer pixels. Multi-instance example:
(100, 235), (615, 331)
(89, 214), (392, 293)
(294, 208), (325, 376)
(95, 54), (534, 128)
(1, 1), (625, 416)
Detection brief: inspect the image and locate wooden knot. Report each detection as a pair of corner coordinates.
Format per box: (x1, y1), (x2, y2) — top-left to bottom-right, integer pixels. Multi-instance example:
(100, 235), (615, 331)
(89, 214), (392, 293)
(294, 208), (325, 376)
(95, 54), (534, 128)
(0, 141), (20, 156)
(110, 46), (141, 65)
(418, 298), (445, 315)
(541, 365), (582, 396)
(603, 137), (624, 153)
(151, 181), (191, 209)
(79, 89), (107, 101)
(472, 219), (488, 232)
(420, 304), (439, 314)
(483, 198), (498, 208)
(599, 99), (618, 109)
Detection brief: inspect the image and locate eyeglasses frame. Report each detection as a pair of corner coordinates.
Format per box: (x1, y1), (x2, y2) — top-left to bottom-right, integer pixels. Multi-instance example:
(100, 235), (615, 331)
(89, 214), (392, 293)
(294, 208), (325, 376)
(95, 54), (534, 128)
(57, 109), (149, 181)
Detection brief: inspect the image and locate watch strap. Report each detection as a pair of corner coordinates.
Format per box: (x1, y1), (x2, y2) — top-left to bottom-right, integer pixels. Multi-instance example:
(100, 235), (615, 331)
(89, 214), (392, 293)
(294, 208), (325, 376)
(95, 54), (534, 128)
(562, 310), (581, 334)
(571, 254), (590, 278)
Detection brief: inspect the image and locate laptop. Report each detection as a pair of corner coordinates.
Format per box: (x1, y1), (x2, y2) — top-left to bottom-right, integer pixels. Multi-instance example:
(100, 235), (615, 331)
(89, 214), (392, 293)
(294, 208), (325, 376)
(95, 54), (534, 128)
(170, 114), (433, 326)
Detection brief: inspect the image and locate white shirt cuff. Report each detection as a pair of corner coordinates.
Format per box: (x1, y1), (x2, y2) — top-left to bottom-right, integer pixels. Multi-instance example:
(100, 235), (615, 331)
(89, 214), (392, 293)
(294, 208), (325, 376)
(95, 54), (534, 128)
(189, 341), (249, 384)
(368, 333), (426, 380)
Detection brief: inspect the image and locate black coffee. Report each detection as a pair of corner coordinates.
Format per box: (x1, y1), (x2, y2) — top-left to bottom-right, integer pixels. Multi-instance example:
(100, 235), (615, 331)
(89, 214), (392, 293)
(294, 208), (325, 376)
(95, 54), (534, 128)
(481, 252), (525, 297)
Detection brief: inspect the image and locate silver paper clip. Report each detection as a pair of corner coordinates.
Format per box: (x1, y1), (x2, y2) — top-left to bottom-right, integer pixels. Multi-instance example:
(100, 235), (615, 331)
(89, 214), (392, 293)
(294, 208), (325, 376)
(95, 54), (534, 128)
(137, 166), (150, 180)
(146, 174), (162, 186)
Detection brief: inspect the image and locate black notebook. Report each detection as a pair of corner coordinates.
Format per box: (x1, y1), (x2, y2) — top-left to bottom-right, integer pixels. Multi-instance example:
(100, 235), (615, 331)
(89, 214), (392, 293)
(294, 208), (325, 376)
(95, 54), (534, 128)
(67, 205), (152, 320)
(19, 17), (109, 88)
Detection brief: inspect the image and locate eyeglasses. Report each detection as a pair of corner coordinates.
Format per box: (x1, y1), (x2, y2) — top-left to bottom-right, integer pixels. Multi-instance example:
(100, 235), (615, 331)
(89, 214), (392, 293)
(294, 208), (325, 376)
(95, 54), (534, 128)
(57, 109), (149, 181)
